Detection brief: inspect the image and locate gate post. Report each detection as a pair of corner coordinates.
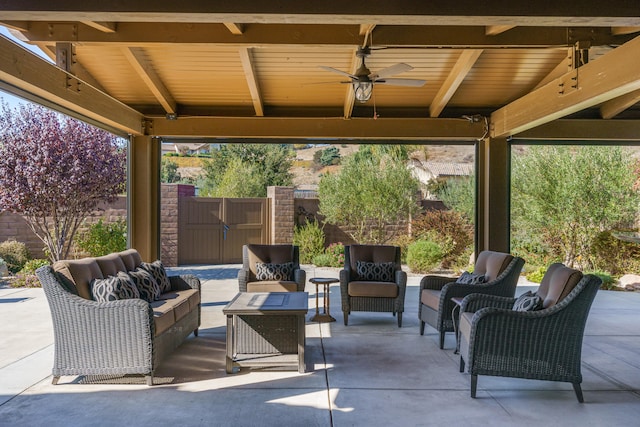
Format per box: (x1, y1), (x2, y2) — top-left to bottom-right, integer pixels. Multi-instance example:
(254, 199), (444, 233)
(267, 186), (294, 244)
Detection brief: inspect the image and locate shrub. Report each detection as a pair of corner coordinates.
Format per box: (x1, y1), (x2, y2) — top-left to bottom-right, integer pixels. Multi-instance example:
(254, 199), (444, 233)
(390, 234), (413, 264)
(526, 266), (546, 283)
(0, 256), (8, 276)
(293, 220), (325, 264)
(411, 210), (473, 268)
(311, 253), (334, 267)
(586, 270), (617, 291)
(324, 242), (345, 267)
(591, 230), (640, 275)
(10, 258), (50, 288)
(406, 239), (443, 273)
(76, 219), (127, 257)
(0, 239), (31, 274)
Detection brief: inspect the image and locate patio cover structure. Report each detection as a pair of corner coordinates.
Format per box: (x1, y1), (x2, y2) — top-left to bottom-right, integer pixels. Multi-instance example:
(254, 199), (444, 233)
(1, 2), (640, 262)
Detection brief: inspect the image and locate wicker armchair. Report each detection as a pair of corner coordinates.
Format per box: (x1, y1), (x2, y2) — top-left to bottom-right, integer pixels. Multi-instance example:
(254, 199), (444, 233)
(458, 263), (602, 402)
(340, 244), (407, 327)
(419, 250), (524, 349)
(238, 244), (306, 292)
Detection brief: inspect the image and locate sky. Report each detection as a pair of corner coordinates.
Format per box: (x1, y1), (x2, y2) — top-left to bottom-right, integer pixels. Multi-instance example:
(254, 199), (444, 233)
(0, 25), (53, 109)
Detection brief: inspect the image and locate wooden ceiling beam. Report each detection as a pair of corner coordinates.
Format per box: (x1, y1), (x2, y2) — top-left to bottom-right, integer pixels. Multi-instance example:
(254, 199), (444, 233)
(0, 35), (143, 134)
(0, 20), (29, 31)
(513, 119), (640, 142)
(150, 117), (487, 140)
(485, 25), (515, 36)
(238, 47), (264, 117)
(80, 21), (116, 33)
(224, 23), (245, 35)
(2, 2), (640, 26)
(429, 49), (483, 118)
(533, 48), (572, 90)
(122, 47), (176, 115)
(33, 42), (106, 92)
(491, 35), (640, 138)
(611, 26), (640, 35)
(12, 23), (635, 48)
(600, 89), (640, 119)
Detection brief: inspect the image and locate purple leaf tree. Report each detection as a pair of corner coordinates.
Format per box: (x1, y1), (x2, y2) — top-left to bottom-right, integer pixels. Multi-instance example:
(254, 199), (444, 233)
(0, 102), (126, 261)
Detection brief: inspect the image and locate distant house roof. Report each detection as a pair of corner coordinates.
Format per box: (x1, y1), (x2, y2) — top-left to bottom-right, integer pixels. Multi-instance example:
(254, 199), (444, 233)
(423, 161), (474, 177)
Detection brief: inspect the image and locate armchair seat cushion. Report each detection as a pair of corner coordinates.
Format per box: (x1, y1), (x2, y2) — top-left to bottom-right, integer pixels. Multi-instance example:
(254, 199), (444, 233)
(420, 289), (442, 310)
(458, 311), (474, 342)
(246, 281), (299, 293)
(348, 281), (398, 298)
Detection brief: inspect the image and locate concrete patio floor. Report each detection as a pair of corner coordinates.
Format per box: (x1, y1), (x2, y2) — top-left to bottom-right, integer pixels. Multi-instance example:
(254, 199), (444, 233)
(1, 265), (640, 427)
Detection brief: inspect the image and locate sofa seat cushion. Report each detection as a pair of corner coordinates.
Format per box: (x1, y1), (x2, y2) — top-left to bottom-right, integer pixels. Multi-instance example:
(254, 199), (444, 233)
(159, 289), (200, 314)
(348, 281), (398, 298)
(150, 299), (176, 336)
(421, 289), (442, 310)
(246, 281), (299, 293)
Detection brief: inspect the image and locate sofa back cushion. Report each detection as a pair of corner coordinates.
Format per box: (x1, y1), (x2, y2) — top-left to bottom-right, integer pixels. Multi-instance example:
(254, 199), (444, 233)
(473, 251), (513, 282)
(119, 249), (143, 271)
(246, 244), (295, 281)
(52, 249), (143, 300)
(537, 263), (583, 308)
(53, 258), (104, 300)
(95, 253), (127, 277)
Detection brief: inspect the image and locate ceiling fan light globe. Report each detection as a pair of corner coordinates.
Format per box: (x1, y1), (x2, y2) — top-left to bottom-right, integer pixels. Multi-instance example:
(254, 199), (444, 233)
(353, 81), (373, 102)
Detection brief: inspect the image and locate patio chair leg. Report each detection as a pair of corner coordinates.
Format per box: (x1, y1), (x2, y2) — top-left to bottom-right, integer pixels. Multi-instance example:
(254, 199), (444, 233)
(343, 312), (348, 326)
(397, 312), (403, 327)
(193, 328), (199, 337)
(420, 321), (425, 336)
(459, 357), (465, 373)
(439, 330), (445, 349)
(471, 375), (478, 398)
(572, 383), (584, 403)
(52, 376), (60, 385)
(145, 375), (154, 386)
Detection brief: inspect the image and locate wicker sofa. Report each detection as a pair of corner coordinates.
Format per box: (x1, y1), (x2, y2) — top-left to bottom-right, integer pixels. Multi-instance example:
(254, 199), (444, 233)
(35, 249), (201, 386)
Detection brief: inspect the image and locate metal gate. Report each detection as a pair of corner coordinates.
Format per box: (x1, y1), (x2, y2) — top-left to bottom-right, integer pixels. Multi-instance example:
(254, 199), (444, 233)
(178, 197), (270, 264)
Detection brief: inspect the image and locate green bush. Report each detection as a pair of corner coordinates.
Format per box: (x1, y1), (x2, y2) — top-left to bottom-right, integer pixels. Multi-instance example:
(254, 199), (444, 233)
(324, 242), (345, 267)
(311, 253), (334, 267)
(0, 239), (31, 274)
(586, 270), (617, 290)
(411, 210), (473, 268)
(526, 266), (546, 283)
(76, 219), (127, 257)
(293, 220), (325, 264)
(406, 239), (443, 273)
(10, 258), (49, 288)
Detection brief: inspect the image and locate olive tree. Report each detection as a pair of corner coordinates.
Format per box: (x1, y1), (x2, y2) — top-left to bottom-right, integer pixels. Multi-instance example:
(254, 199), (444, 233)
(511, 145), (639, 268)
(0, 103), (126, 261)
(318, 147), (420, 244)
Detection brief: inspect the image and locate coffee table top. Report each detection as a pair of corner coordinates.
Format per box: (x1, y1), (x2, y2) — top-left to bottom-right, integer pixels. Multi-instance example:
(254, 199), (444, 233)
(310, 277), (339, 285)
(223, 292), (309, 315)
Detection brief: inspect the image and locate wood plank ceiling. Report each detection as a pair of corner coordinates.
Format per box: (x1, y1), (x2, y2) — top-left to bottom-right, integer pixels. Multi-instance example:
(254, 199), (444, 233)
(1, 2), (640, 141)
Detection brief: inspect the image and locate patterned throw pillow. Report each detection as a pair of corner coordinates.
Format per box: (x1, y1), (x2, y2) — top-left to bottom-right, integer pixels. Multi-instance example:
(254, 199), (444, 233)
(140, 260), (172, 293)
(513, 290), (543, 312)
(456, 271), (488, 285)
(356, 261), (395, 282)
(128, 267), (161, 302)
(255, 262), (294, 281)
(91, 272), (140, 303)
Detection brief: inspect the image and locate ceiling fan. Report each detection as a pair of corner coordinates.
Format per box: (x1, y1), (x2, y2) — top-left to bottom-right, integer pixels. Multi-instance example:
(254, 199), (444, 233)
(319, 46), (426, 103)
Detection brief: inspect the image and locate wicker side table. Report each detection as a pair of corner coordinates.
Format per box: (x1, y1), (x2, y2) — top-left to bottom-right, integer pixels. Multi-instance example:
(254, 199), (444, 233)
(223, 292), (308, 373)
(309, 277), (338, 323)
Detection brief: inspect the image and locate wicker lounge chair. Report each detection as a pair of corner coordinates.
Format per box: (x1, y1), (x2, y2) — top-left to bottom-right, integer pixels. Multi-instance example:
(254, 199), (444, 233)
(419, 250), (524, 349)
(340, 244), (407, 327)
(238, 244), (306, 292)
(458, 263), (602, 402)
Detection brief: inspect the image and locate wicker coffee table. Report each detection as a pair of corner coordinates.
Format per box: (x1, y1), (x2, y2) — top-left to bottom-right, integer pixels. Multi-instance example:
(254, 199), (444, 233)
(223, 292), (308, 374)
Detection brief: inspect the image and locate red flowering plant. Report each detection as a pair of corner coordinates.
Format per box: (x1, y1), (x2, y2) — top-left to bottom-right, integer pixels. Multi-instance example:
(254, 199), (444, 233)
(0, 102), (126, 262)
(325, 242), (345, 268)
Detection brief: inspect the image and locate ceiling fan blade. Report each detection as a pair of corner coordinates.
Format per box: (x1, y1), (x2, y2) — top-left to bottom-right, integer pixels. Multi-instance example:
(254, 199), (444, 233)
(373, 63), (413, 79)
(318, 65), (356, 79)
(375, 78), (427, 87)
